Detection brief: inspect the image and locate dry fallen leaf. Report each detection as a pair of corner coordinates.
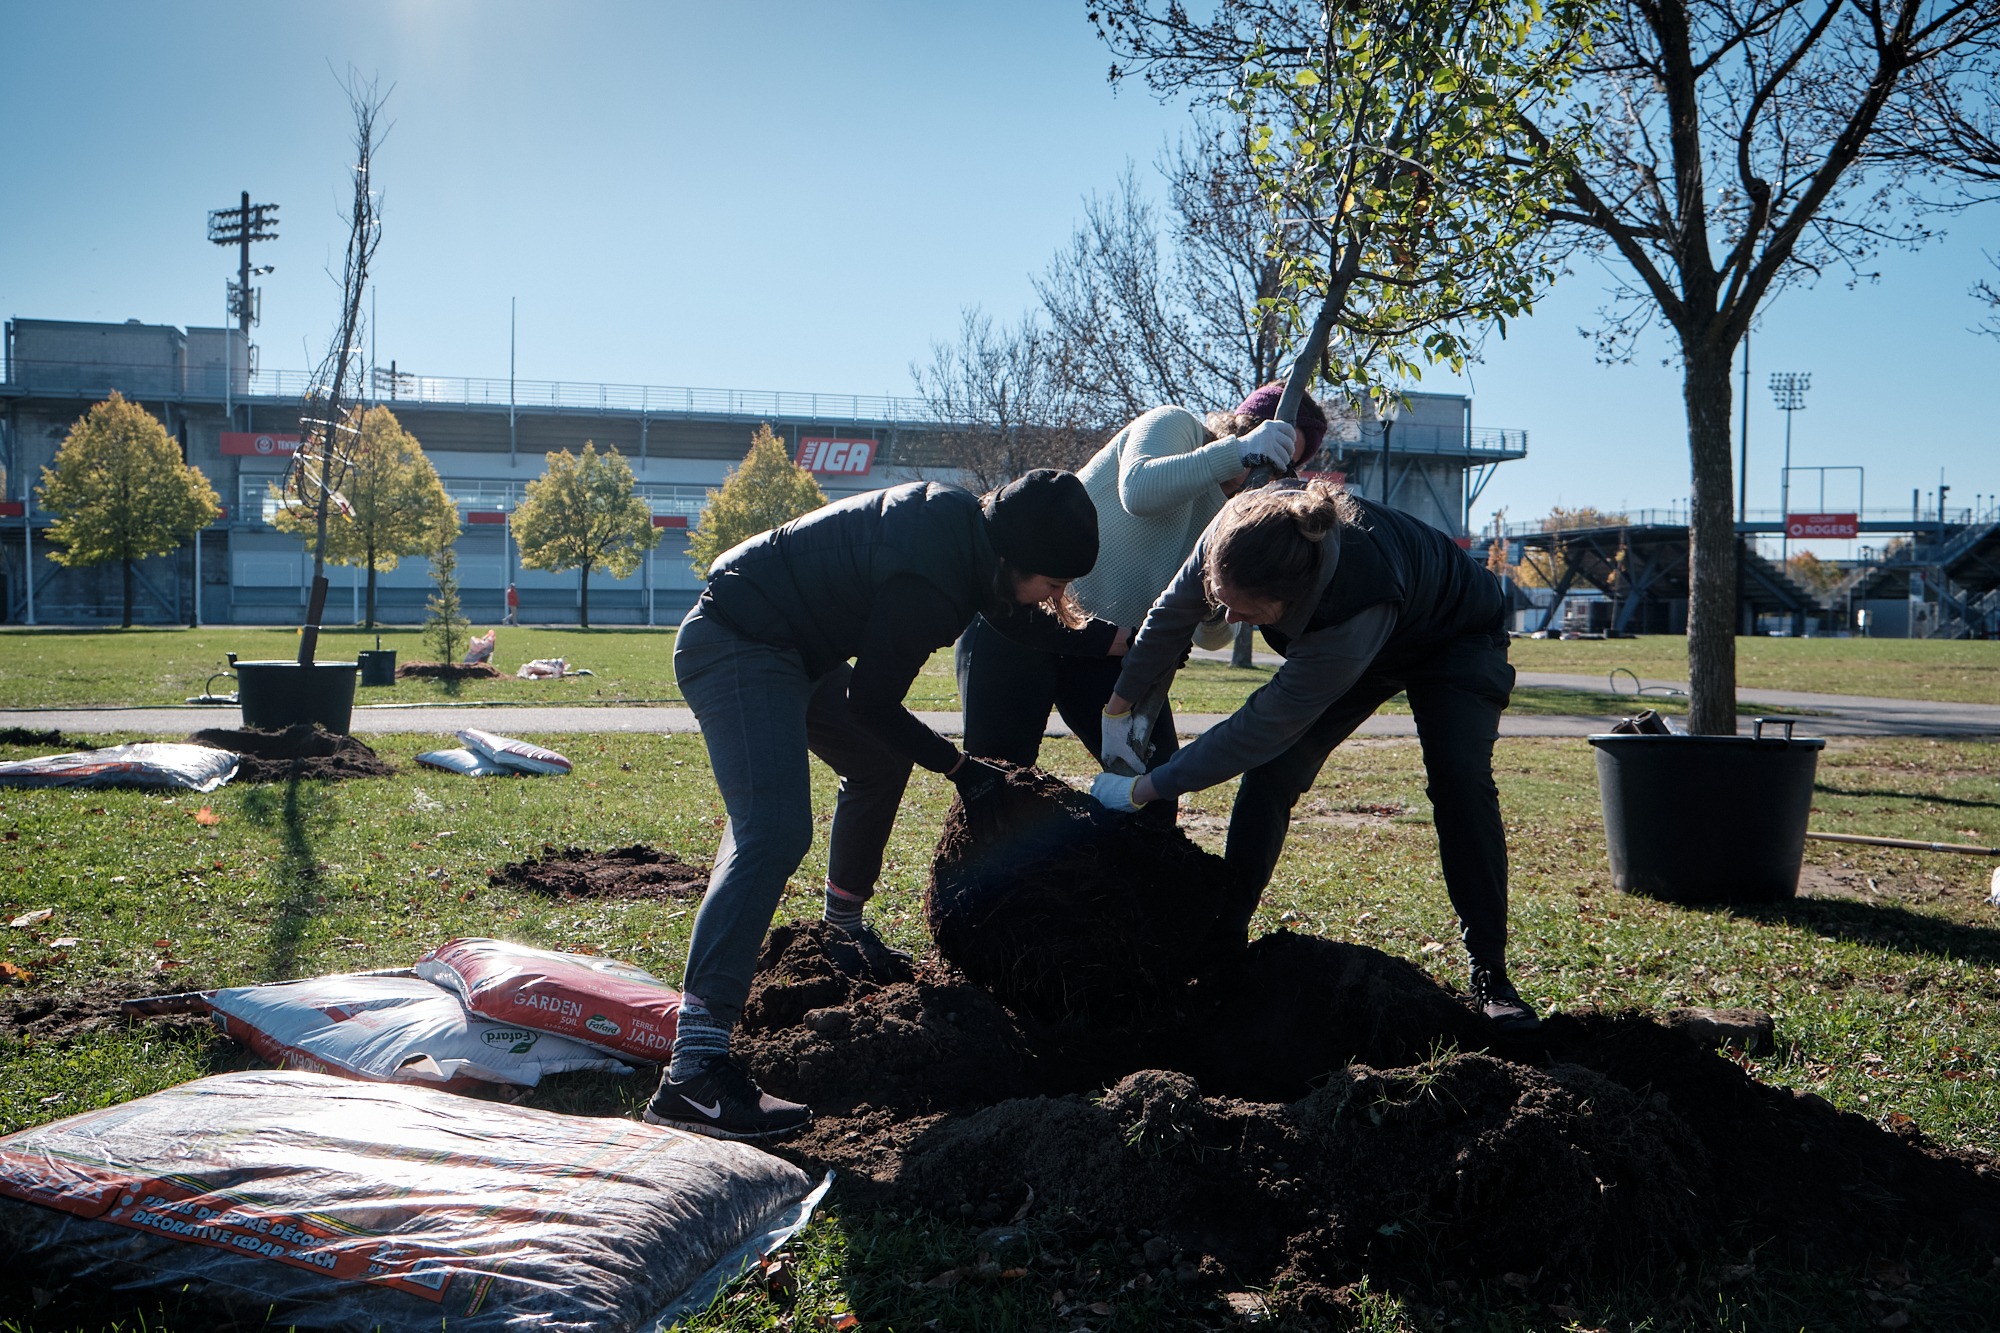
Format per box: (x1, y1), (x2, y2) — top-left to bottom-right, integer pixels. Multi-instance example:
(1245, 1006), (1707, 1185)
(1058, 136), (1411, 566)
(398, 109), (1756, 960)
(49, 937), (79, 949)
(195, 806), (221, 826)
(7, 908), (52, 929)
(924, 1268), (962, 1289)
(828, 1315), (860, 1331)
(0, 961), (32, 983)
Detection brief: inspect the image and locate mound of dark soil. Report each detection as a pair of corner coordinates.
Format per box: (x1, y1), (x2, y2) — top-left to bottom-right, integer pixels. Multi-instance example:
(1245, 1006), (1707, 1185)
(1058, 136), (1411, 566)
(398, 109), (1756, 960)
(185, 725), (396, 783)
(487, 845), (708, 900)
(925, 764), (1240, 1030)
(396, 661), (501, 680)
(739, 921), (1035, 1115)
(0, 728), (95, 750)
(734, 920), (2000, 1316)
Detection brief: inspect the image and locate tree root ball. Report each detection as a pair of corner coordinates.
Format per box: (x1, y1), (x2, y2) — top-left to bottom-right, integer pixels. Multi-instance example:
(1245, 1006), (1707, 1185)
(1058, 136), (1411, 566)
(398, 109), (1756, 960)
(924, 764), (1241, 1029)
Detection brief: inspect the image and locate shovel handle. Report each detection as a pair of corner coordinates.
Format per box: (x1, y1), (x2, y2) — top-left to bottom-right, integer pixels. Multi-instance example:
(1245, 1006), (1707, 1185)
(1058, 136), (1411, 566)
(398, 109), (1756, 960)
(1805, 831), (2000, 857)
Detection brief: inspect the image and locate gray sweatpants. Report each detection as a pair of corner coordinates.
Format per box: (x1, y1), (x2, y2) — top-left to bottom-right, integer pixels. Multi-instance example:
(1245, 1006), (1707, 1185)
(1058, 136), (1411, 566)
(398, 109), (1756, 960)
(674, 606), (913, 1024)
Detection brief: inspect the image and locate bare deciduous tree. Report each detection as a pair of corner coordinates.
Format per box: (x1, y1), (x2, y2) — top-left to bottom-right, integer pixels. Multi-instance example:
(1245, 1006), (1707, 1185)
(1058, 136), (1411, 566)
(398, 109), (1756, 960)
(910, 309), (1098, 493)
(1527, 0), (2000, 732)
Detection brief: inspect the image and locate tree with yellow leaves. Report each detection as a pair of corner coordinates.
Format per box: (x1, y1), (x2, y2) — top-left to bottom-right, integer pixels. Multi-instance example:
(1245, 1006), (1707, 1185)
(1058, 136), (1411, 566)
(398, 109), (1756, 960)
(687, 425), (829, 576)
(39, 393), (221, 628)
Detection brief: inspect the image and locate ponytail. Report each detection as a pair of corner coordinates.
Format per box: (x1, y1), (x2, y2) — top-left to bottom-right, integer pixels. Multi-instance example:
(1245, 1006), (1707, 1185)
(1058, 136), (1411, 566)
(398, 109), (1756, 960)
(1203, 479), (1356, 608)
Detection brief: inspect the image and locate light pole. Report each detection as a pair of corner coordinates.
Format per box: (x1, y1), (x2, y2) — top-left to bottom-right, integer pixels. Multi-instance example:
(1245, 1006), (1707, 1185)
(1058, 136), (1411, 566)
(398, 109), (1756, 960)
(1768, 372), (1810, 564)
(1375, 393), (1402, 509)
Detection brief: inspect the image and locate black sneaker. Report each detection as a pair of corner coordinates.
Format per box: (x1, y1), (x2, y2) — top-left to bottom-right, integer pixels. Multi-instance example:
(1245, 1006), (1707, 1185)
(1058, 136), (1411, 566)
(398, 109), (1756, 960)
(1471, 965), (1543, 1034)
(643, 1056), (812, 1142)
(829, 917), (914, 968)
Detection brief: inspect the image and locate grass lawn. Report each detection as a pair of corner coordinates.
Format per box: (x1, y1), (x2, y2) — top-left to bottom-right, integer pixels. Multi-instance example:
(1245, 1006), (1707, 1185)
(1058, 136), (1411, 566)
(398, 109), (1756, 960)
(0, 627), (1931, 721)
(2, 727), (1997, 1330)
(1509, 634), (2000, 703)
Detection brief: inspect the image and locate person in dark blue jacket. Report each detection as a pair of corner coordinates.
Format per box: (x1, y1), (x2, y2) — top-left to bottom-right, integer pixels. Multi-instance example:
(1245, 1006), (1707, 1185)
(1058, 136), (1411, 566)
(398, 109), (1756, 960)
(1095, 479), (1538, 1033)
(646, 470), (1114, 1141)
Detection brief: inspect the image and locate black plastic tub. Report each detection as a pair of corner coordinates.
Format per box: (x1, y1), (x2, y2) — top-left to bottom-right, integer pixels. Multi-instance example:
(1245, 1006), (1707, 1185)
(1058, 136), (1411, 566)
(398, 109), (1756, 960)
(1587, 720), (1825, 904)
(357, 649), (398, 688)
(235, 661), (359, 735)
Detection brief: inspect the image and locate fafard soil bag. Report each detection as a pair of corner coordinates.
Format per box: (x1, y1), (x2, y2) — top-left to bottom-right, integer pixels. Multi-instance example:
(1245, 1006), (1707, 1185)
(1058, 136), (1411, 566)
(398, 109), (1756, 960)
(416, 937), (680, 1064)
(459, 727), (572, 775)
(0, 1070), (827, 1331)
(193, 971), (633, 1090)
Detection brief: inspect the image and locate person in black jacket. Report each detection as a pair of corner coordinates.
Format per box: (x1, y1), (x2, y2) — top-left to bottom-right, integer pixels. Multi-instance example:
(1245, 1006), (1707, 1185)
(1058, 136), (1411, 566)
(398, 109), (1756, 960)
(1094, 479), (1539, 1033)
(646, 470), (1114, 1141)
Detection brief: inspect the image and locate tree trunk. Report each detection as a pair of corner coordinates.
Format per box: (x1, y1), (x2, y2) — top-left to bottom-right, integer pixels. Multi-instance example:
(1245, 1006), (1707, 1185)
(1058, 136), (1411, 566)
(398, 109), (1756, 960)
(579, 563), (591, 629)
(1232, 622), (1255, 668)
(122, 556), (134, 629)
(1682, 342), (1738, 735)
(365, 542), (378, 630)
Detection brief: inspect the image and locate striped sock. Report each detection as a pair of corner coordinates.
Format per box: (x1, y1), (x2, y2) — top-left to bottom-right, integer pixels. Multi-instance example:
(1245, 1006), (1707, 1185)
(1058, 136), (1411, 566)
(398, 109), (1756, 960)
(823, 882), (868, 933)
(668, 996), (731, 1082)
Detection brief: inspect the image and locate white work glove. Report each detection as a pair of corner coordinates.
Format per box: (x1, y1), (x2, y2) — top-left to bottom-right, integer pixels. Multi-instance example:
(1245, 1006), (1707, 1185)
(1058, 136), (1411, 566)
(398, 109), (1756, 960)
(1236, 419), (1297, 472)
(1194, 607), (1235, 651)
(1091, 771), (1148, 813)
(1100, 706), (1149, 775)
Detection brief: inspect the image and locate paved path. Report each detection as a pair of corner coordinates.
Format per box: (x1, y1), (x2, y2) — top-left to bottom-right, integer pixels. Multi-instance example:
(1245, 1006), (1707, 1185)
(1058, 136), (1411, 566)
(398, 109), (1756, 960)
(3, 643), (1990, 741)
(3, 688), (1991, 740)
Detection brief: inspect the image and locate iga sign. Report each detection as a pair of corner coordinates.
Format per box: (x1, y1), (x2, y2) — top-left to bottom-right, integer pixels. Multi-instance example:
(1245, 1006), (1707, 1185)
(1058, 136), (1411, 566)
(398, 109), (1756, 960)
(1785, 512), (1858, 540)
(796, 437), (876, 476)
(220, 432), (301, 457)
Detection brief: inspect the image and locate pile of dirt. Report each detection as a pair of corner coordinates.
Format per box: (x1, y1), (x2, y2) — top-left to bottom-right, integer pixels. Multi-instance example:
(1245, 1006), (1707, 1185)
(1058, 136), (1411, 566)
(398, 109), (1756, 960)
(925, 764), (1241, 1031)
(488, 844), (709, 900)
(741, 924), (2000, 1315)
(0, 728), (95, 750)
(396, 661), (501, 681)
(184, 726), (396, 783)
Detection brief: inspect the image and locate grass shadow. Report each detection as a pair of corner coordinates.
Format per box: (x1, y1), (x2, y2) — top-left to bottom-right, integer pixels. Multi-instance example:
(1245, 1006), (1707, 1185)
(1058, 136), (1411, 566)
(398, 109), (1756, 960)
(1815, 782), (2000, 812)
(1725, 897), (2000, 968)
(237, 776), (329, 982)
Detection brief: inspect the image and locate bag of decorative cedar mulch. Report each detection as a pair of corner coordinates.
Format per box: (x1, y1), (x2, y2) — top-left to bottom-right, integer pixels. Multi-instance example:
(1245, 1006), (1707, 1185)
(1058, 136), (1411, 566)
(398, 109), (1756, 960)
(0, 1070), (827, 1331)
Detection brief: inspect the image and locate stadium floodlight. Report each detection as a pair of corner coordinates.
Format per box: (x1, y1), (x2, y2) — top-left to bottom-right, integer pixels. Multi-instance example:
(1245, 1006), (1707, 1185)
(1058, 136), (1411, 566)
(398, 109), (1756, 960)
(1768, 373), (1812, 561)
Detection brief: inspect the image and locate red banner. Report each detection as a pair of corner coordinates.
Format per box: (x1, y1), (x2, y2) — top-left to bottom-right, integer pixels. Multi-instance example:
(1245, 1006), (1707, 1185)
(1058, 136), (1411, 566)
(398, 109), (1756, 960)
(465, 511), (508, 526)
(1785, 512), (1858, 540)
(220, 432), (301, 457)
(796, 437), (876, 476)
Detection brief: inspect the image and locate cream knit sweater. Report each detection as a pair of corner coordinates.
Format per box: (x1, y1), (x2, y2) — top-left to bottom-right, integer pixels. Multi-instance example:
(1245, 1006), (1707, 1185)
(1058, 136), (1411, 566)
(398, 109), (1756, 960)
(1069, 405), (1246, 627)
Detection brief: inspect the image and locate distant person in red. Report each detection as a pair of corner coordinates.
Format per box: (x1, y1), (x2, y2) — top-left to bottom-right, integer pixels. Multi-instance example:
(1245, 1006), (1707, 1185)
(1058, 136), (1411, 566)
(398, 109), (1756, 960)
(505, 583), (520, 625)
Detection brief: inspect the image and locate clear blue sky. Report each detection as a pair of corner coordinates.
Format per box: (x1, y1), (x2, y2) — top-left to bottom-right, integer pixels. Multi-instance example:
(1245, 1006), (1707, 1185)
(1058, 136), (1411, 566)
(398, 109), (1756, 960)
(4, 0), (1996, 534)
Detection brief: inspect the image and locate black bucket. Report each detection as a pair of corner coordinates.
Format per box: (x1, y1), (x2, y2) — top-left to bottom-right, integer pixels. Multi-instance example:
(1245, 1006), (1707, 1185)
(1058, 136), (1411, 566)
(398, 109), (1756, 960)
(1588, 719), (1825, 904)
(357, 649), (398, 688)
(235, 661), (359, 735)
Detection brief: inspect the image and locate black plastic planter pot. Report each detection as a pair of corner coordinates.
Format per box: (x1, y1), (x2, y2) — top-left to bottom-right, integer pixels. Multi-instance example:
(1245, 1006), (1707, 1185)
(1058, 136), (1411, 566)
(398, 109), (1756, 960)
(235, 661), (359, 735)
(357, 649), (398, 688)
(1588, 720), (1825, 904)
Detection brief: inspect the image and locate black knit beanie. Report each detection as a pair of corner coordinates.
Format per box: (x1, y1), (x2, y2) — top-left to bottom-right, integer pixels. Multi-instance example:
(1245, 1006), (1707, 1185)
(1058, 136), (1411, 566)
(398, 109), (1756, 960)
(984, 469), (1099, 579)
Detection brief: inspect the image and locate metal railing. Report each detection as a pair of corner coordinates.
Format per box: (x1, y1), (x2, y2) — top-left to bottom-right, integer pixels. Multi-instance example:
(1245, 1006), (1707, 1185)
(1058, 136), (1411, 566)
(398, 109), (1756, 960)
(236, 476), (715, 526)
(1482, 506), (1997, 541)
(3, 356), (935, 424)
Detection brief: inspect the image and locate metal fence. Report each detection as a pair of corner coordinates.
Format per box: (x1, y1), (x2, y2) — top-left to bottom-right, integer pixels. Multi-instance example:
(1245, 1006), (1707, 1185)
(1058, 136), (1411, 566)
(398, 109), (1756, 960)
(236, 476), (714, 526)
(4, 357), (937, 424)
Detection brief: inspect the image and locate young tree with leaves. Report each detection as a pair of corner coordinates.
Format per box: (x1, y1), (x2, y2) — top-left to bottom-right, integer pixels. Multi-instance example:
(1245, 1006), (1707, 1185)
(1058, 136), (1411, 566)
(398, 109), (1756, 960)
(38, 392), (222, 628)
(1095, 0), (1597, 400)
(510, 443), (660, 628)
(424, 544), (470, 666)
(1520, 0), (2000, 732)
(687, 425), (830, 576)
(272, 405), (457, 628)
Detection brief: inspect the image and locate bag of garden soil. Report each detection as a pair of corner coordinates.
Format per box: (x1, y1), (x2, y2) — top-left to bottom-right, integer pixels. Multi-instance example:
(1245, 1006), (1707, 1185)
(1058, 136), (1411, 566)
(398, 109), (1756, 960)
(415, 937), (680, 1064)
(178, 971), (633, 1090)
(458, 727), (572, 775)
(0, 742), (238, 793)
(0, 1070), (827, 1331)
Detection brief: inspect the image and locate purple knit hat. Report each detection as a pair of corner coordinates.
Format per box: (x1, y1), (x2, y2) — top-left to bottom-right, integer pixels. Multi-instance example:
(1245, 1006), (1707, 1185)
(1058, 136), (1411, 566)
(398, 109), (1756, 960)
(1235, 382), (1329, 459)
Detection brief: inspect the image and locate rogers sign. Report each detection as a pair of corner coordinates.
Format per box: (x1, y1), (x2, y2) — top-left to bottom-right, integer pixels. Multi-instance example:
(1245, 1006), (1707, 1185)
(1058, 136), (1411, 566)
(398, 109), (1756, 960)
(220, 432), (301, 457)
(1786, 512), (1859, 540)
(796, 437), (876, 476)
